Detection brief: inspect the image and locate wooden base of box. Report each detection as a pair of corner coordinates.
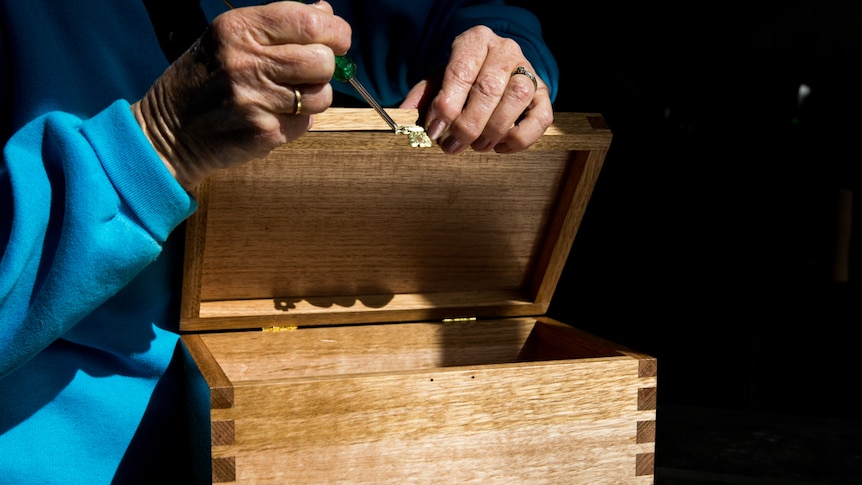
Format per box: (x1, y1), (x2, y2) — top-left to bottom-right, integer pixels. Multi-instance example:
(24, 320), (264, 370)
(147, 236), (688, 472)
(183, 317), (656, 484)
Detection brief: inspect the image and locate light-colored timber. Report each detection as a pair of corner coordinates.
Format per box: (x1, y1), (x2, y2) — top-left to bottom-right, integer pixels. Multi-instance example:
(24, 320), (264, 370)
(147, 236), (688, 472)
(179, 109), (657, 484)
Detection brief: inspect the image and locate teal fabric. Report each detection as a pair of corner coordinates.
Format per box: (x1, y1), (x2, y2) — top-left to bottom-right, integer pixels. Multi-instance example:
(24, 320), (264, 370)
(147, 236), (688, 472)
(0, 0), (559, 482)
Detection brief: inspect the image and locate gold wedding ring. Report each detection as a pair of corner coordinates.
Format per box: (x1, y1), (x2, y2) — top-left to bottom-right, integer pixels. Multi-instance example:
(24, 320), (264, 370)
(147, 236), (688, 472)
(511, 66), (537, 91)
(293, 87), (302, 115)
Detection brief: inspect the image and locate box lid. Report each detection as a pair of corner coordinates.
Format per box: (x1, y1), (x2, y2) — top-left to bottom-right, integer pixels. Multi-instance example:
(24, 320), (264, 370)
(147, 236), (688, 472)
(180, 108), (611, 332)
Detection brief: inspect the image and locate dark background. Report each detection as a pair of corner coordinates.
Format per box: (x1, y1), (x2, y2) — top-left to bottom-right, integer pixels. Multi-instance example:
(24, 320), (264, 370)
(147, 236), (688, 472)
(513, 1), (862, 483)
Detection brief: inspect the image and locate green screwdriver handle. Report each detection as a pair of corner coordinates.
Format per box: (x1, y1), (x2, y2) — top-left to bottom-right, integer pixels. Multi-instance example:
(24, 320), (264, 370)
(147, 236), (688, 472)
(333, 56), (357, 83)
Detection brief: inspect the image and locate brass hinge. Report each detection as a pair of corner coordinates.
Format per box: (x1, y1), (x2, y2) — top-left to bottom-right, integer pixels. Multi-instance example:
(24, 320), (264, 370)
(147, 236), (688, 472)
(441, 317), (477, 323)
(262, 326), (298, 332)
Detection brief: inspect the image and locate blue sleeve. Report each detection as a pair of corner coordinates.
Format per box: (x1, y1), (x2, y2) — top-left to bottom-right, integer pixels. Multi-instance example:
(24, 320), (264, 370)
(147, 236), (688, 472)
(0, 100), (197, 377)
(331, 0), (559, 106)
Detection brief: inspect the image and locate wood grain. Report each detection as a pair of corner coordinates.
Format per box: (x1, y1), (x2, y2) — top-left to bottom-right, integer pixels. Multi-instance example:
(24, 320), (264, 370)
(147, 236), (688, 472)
(178, 111), (657, 484)
(187, 317), (656, 484)
(180, 111), (612, 332)
(182, 334), (233, 409)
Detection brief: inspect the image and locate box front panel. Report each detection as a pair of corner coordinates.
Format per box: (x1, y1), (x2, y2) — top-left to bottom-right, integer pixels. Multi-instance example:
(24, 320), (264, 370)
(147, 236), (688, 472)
(213, 359), (655, 484)
(186, 319), (657, 484)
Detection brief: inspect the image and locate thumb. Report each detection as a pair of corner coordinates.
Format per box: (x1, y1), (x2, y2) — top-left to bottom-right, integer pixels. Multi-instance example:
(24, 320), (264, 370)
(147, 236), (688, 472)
(399, 80), (429, 109)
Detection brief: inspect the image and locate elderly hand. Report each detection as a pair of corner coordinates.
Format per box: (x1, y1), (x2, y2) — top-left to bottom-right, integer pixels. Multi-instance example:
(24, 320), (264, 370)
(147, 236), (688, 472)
(132, 1), (351, 191)
(399, 25), (554, 155)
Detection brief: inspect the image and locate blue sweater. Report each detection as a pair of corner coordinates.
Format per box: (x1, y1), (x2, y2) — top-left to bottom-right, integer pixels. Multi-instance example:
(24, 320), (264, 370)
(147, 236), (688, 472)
(0, 0), (558, 482)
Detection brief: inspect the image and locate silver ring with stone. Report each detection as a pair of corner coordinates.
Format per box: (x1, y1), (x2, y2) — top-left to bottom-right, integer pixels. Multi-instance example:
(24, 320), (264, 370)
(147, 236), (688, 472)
(511, 66), (538, 91)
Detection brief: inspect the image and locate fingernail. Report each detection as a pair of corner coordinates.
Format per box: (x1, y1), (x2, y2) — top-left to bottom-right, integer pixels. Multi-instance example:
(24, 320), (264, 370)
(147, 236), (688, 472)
(427, 119), (445, 140)
(441, 136), (464, 155)
(494, 142), (511, 153)
(472, 136), (491, 152)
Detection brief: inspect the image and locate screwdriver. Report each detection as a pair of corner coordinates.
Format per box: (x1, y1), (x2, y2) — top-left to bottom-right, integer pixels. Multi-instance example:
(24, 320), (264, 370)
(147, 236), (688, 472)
(332, 57), (399, 132)
(223, 0), (399, 132)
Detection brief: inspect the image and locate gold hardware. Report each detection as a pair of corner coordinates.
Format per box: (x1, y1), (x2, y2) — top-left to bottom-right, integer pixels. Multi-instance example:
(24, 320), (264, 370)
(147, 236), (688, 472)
(262, 326), (298, 332)
(442, 317), (477, 323)
(397, 125), (433, 148)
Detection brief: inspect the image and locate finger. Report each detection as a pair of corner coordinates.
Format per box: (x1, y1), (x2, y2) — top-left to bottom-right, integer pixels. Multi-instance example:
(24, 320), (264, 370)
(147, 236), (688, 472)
(245, 1), (351, 54)
(259, 43), (339, 85)
(214, 1), (350, 59)
(243, 81), (332, 116)
(277, 111), (314, 142)
(430, 28), (531, 154)
(221, 78), (327, 121)
(399, 80), (429, 109)
(422, 27), (491, 141)
(454, 44), (524, 126)
(306, 0), (334, 14)
(471, 64), (540, 152)
(216, 39), (334, 115)
(493, 92), (554, 154)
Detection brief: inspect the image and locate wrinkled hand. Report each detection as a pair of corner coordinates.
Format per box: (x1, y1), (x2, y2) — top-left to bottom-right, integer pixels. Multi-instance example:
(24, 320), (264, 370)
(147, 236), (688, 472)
(400, 26), (554, 155)
(132, 1), (351, 190)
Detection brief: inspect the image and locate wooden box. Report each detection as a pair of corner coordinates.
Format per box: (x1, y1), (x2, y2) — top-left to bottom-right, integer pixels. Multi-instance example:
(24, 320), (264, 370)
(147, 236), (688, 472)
(179, 109), (657, 484)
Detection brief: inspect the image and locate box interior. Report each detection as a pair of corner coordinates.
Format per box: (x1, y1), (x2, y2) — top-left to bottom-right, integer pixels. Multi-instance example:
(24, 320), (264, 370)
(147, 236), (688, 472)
(196, 318), (627, 382)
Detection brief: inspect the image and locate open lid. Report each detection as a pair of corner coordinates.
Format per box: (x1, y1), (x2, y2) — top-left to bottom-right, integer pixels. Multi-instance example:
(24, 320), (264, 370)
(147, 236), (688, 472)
(180, 108), (611, 332)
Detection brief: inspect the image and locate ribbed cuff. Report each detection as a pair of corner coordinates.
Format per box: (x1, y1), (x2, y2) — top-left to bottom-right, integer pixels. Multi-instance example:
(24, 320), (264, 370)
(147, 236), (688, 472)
(80, 99), (197, 242)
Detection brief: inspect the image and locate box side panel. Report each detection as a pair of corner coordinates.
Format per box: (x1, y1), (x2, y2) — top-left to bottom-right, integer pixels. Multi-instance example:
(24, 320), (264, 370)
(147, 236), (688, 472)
(211, 359), (655, 484)
(180, 339), (215, 483)
(531, 148), (608, 306)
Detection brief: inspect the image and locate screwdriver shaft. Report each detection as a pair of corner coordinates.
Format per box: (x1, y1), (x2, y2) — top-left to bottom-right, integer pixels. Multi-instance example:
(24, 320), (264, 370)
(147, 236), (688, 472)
(349, 78), (399, 132)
